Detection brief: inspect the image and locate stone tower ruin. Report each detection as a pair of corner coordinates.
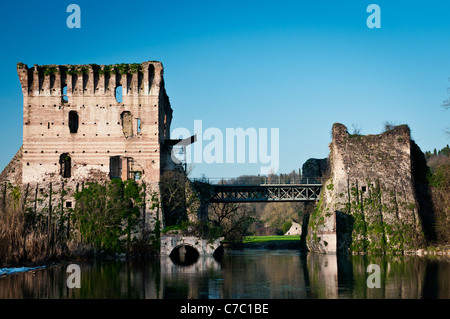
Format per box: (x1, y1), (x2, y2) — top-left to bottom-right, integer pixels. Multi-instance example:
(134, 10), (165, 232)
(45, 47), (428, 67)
(1, 61), (179, 231)
(307, 123), (427, 254)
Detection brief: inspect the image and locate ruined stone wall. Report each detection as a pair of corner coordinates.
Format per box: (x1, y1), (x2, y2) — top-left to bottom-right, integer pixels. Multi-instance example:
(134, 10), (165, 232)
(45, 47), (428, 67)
(307, 123), (426, 254)
(302, 158), (329, 179)
(1, 61), (175, 233)
(0, 146), (23, 187)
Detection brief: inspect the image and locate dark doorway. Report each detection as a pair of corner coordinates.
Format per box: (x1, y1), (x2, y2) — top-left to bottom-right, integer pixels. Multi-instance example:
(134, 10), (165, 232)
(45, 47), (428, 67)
(110, 156), (122, 179)
(69, 111), (79, 133)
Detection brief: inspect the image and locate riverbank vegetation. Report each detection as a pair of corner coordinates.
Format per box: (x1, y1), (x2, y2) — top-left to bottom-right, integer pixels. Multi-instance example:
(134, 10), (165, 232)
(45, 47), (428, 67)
(425, 147), (450, 245)
(0, 179), (159, 268)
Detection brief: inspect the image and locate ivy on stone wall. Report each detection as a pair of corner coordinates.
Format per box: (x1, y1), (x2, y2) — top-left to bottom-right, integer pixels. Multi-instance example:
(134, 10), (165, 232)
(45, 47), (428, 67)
(73, 179), (145, 255)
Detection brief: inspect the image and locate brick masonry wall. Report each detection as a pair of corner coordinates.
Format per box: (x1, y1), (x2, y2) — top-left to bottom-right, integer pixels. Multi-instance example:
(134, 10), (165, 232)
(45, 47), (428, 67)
(17, 62), (172, 187)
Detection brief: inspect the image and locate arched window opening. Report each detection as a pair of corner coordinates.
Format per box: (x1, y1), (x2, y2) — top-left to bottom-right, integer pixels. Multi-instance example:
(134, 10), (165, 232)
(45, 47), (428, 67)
(69, 111), (79, 133)
(137, 118), (141, 133)
(115, 85), (123, 103)
(59, 153), (71, 178)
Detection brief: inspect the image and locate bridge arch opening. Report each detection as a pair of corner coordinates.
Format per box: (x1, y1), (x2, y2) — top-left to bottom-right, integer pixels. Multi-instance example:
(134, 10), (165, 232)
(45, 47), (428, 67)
(170, 244), (199, 266)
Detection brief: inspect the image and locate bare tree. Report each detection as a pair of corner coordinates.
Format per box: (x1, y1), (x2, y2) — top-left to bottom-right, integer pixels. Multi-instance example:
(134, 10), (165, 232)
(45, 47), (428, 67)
(442, 80), (450, 136)
(159, 170), (188, 226)
(442, 84), (450, 110)
(383, 121), (398, 132)
(209, 202), (255, 243)
(351, 124), (362, 135)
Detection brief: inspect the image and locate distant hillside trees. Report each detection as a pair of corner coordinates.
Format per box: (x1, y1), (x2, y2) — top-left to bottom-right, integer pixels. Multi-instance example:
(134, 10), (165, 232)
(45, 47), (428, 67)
(425, 145), (450, 244)
(425, 145), (450, 160)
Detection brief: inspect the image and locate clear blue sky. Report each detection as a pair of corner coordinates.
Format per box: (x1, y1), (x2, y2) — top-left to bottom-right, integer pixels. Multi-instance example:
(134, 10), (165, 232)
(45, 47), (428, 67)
(0, 0), (449, 179)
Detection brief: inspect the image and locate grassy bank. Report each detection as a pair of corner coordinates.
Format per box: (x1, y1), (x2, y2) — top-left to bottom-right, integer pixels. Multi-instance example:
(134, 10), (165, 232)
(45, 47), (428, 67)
(240, 235), (301, 249)
(243, 235), (301, 243)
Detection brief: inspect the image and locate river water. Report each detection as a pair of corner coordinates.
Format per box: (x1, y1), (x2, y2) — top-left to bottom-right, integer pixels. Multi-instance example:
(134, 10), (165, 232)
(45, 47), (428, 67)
(0, 249), (448, 299)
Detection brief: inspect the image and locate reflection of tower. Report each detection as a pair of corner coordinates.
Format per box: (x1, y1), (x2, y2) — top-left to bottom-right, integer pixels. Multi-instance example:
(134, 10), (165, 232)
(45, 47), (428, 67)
(307, 253), (338, 298)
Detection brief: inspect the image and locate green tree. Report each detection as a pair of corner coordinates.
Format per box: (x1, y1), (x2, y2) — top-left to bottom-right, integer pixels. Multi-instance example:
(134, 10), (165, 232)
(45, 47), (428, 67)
(73, 179), (143, 255)
(260, 202), (302, 229)
(428, 164), (450, 189)
(440, 145), (450, 157)
(282, 221), (293, 234)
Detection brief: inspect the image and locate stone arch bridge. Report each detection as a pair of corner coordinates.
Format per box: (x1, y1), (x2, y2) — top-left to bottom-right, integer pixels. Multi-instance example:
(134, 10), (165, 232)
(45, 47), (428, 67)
(160, 235), (223, 258)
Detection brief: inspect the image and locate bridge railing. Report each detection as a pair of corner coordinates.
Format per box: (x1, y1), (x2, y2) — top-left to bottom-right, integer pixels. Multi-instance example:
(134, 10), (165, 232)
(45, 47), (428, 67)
(190, 176), (323, 186)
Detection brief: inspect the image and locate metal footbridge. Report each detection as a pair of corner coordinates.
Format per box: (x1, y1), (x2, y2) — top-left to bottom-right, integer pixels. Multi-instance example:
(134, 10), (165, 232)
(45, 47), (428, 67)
(192, 177), (323, 203)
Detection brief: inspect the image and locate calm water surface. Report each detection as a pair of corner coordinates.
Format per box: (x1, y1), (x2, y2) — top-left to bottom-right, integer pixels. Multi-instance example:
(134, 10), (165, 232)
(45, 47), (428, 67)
(0, 249), (448, 299)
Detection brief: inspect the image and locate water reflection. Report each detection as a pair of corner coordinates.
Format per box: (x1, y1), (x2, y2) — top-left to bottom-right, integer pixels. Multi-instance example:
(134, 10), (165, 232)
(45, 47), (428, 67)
(0, 250), (448, 299)
(161, 253), (222, 299)
(220, 250), (309, 298)
(169, 245), (200, 266)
